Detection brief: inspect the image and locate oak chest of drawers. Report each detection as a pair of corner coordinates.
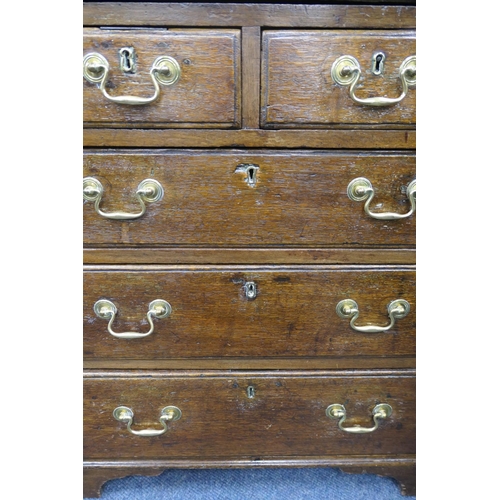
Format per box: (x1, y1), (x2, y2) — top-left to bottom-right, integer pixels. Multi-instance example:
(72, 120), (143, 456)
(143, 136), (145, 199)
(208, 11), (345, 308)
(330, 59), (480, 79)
(83, 2), (416, 497)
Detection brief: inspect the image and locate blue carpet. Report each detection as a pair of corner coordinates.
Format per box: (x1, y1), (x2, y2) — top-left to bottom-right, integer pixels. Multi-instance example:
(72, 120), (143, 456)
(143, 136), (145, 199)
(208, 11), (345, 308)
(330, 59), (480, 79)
(86, 468), (416, 499)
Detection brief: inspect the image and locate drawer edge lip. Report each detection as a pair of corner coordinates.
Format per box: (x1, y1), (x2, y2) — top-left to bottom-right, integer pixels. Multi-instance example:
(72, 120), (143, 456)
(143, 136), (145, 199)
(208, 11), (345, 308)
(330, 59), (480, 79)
(83, 359), (416, 371)
(84, 456), (416, 468)
(83, 368), (416, 379)
(83, 148), (416, 155)
(83, 263), (416, 270)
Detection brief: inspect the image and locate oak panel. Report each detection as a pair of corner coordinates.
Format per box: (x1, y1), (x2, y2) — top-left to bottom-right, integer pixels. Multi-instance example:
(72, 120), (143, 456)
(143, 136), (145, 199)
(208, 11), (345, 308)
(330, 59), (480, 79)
(83, 129), (416, 148)
(83, 248), (416, 265)
(83, 266), (416, 360)
(83, 150), (416, 247)
(84, 370), (416, 459)
(262, 31), (416, 127)
(83, 29), (241, 128)
(83, 3), (417, 29)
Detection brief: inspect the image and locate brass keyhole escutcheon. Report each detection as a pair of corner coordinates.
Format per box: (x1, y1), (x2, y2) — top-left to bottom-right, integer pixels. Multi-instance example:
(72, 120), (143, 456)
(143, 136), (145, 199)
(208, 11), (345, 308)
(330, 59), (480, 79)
(244, 282), (257, 300)
(235, 164), (259, 188)
(371, 52), (386, 75)
(119, 47), (137, 73)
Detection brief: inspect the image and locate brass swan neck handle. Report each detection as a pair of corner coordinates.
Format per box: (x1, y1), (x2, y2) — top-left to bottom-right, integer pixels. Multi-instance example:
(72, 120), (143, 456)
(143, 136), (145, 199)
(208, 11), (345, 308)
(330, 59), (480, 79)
(336, 299), (410, 333)
(331, 55), (416, 107)
(113, 406), (182, 437)
(347, 178), (416, 221)
(326, 403), (392, 434)
(83, 177), (164, 220)
(83, 52), (181, 105)
(93, 299), (172, 339)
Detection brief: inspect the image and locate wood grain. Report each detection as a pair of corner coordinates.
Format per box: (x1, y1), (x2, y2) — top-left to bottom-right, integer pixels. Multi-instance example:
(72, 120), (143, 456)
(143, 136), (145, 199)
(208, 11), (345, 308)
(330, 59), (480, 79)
(83, 29), (240, 127)
(83, 266), (416, 360)
(242, 27), (261, 128)
(83, 3), (417, 29)
(83, 129), (416, 148)
(83, 248), (416, 265)
(262, 31), (416, 127)
(84, 357), (416, 371)
(83, 150), (416, 247)
(83, 370), (416, 459)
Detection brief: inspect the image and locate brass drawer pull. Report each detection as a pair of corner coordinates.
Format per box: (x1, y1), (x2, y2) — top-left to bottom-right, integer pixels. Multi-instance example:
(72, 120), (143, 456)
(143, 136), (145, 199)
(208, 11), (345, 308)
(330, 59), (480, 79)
(326, 403), (392, 434)
(83, 52), (181, 105)
(331, 55), (416, 107)
(347, 178), (416, 220)
(83, 177), (163, 220)
(113, 406), (182, 437)
(336, 299), (410, 333)
(93, 299), (171, 339)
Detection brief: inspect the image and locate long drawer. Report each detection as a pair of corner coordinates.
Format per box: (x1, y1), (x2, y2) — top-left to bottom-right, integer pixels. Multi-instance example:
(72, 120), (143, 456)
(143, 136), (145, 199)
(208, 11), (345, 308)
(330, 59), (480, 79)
(84, 370), (416, 459)
(83, 29), (241, 128)
(83, 151), (416, 247)
(83, 266), (415, 360)
(262, 30), (416, 127)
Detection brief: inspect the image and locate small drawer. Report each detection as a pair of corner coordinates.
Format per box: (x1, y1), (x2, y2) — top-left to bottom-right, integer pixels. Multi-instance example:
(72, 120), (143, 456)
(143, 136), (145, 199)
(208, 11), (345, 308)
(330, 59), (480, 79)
(83, 29), (241, 128)
(83, 150), (416, 247)
(84, 370), (415, 460)
(83, 267), (415, 360)
(262, 31), (416, 127)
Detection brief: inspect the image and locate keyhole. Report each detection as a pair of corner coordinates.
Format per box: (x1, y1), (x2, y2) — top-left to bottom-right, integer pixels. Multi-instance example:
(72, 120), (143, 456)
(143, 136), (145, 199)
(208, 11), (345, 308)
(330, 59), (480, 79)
(244, 282), (257, 300)
(246, 386), (255, 398)
(235, 164), (259, 188)
(371, 52), (385, 76)
(122, 50), (133, 71)
(119, 47), (136, 73)
(247, 167), (256, 184)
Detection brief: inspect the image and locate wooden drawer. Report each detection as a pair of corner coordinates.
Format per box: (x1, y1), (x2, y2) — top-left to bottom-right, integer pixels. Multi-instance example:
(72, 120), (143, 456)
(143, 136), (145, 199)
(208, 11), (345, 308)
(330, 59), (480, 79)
(84, 370), (416, 460)
(83, 151), (416, 247)
(262, 31), (416, 127)
(83, 266), (415, 360)
(83, 29), (241, 128)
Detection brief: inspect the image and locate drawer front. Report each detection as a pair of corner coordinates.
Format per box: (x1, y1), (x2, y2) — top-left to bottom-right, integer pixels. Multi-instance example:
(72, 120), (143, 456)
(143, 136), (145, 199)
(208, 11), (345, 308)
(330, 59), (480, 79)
(262, 31), (416, 127)
(83, 151), (416, 247)
(83, 267), (415, 360)
(83, 29), (240, 127)
(84, 371), (415, 459)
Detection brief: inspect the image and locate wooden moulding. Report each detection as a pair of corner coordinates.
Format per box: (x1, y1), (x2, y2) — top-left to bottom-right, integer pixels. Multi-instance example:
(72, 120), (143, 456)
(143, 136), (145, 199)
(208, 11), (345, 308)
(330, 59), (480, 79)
(83, 3), (416, 29)
(83, 248), (416, 265)
(83, 458), (416, 498)
(241, 27), (261, 129)
(83, 129), (416, 148)
(84, 357), (416, 370)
